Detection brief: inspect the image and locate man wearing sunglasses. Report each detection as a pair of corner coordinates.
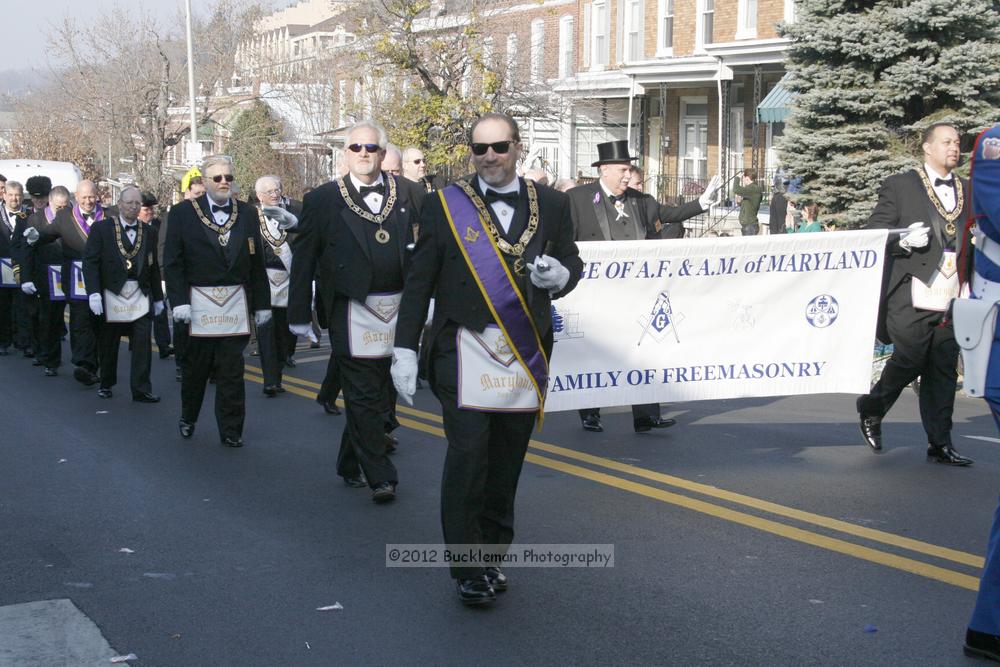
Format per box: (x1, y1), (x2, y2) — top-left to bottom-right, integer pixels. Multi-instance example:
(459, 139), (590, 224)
(289, 120), (416, 504)
(163, 155), (271, 448)
(567, 140), (723, 435)
(402, 147), (433, 192)
(391, 112), (583, 605)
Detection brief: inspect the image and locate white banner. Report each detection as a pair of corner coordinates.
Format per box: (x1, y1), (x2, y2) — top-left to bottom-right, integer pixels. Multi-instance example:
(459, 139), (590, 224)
(545, 230), (889, 412)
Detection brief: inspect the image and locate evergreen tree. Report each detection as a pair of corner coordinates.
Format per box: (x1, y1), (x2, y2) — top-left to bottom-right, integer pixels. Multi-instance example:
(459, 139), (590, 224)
(226, 102), (285, 200)
(778, 0), (1000, 226)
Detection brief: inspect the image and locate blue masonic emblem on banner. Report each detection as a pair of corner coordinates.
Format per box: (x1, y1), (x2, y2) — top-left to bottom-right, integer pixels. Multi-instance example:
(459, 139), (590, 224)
(551, 304), (584, 342)
(805, 294), (839, 328)
(637, 291), (682, 345)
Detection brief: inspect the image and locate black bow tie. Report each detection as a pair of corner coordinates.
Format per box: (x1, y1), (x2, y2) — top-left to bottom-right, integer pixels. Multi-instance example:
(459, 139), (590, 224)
(211, 203), (232, 215)
(484, 189), (519, 206)
(934, 177), (955, 188)
(359, 183), (384, 197)
(123, 223), (136, 231)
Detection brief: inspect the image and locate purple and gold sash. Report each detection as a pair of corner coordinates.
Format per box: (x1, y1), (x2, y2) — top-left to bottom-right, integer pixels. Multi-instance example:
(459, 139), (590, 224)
(439, 184), (548, 421)
(72, 204), (104, 237)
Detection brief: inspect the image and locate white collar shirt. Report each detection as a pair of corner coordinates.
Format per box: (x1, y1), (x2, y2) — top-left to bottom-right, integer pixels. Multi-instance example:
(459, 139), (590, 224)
(349, 173), (385, 213)
(924, 163), (957, 213)
(478, 176), (519, 234)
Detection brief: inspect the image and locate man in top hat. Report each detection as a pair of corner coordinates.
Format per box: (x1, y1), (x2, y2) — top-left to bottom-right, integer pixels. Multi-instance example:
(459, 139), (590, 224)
(138, 191), (172, 359)
(857, 122), (972, 465)
(83, 186), (163, 402)
(14, 178), (68, 376)
(24, 180), (107, 386)
(566, 139), (722, 433)
(164, 155), (271, 447)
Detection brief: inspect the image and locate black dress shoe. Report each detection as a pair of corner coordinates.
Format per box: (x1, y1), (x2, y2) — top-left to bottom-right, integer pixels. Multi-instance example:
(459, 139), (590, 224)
(456, 575), (495, 605)
(285, 357), (297, 368)
(221, 436), (244, 448)
(32, 358), (43, 366)
(856, 395), (882, 452)
(372, 482), (396, 503)
(634, 416), (676, 432)
(485, 567), (507, 592)
(384, 432), (398, 453)
(132, 392), (160, 403)
(175, 369), (183, 382)
(319, 399), (341, 415)
(343, 475), (367, 488)
(179, 419), (196, 439)
(43, 367), (57, 377)
(276, 384), (286, 393)
(23, 348), (34, 358)
(582, 415), (604, 432)
(97, 388), (113, 399)
(927, 444), (973, 466)
(965, 628), (1000, 662)
(263, 385), (278, 397)
(159, 347), (174, 359)
(73, 366), (98, 386)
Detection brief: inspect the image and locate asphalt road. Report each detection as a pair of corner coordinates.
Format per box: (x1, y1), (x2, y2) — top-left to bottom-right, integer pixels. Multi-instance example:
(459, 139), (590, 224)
(1, 338), (998, 666)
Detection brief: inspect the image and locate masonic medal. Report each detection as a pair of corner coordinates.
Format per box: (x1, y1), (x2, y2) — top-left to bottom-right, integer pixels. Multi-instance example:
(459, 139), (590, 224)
(375, 228), (391, 244)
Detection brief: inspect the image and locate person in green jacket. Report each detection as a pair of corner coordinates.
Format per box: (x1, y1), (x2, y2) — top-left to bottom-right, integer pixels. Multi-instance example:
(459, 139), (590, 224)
(733, 169), (763, 236)
(794, 203), (823, 233)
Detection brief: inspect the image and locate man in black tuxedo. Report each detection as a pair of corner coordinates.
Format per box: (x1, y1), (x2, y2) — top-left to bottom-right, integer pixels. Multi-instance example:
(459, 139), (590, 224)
(0, 181), (27, 356)
(139, 191), (173, 360)
(566, 140), (721, 433)
(83, 186), (163, 402)
(288, 120), (415, 502)
(14, 180), (69, 377)
(163, 155), (271, 448)
(392, 112), (583, 605)
(25, 180), (106, 386)
(858, 122), (972, 465)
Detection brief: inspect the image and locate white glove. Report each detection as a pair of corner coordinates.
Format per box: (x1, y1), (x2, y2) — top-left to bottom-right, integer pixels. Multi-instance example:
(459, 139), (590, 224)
(289, 322), (318, 343)
(254, 309), (272, 326)
(262, 206), (299, 231)
(425, 298), (435, 327)
(20, 282), (36, 295)
(698, 174), (723, 210)
(527, 254), (570, 293)
(154, 300), (165, 316)
(24, 227), (39, 245)
(390, 347), (418, 405)
(89, 293), (103, 316)
(172, 304), (192, 323)
(899, 222), (930, 251)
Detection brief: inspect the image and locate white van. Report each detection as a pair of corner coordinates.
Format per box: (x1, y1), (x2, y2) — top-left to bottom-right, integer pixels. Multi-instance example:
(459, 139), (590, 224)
(0, 159), (82, 192)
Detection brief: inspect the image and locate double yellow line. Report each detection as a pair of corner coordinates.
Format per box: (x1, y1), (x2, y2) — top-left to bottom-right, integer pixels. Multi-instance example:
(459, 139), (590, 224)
(243, 361), (984, 591)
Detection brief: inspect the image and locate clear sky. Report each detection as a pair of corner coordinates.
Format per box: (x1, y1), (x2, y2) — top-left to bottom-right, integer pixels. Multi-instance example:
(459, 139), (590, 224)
(4, 0), (289, 72)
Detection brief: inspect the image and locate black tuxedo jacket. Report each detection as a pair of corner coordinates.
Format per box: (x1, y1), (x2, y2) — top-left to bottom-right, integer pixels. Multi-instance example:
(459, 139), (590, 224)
(395, 178), (582, 356)
(288, 174), (416, 328)
(865, 169), (969, 342)
(162, 196), (270, 311)
(567, 181), (704, 241)
(83, 217), (163, 300)
(14, 211), (62, 286)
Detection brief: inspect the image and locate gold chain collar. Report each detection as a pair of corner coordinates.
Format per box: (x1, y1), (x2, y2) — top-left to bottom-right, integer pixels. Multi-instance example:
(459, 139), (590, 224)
(455, 179), (539, 259)
(916, 168), (964, 225)
(336, 174), (397, 225)
(113, 219), (144, 264)
(193, 199), (239, 239)
(257, 207), (287, 249)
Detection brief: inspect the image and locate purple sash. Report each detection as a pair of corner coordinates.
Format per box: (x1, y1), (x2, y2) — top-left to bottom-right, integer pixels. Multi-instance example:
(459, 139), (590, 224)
(72, 204), (104, 237)
(439, 185), (548, 419)
(44, 205), (56, 223)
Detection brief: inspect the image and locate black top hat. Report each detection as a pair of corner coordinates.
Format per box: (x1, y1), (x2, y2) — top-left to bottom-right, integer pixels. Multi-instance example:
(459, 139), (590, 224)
(591, 140), (638, 167)
(141, 191), (158, 207)
(25, 175), (52, 198)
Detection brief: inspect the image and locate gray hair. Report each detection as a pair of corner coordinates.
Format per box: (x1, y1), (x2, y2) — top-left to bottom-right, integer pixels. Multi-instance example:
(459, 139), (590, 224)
(255, 175), (282, 193)
(384, 143), (402, 162)
(402, 147), (423, 162)
(201, 154), (235, 173)
(4, 180), (22, 194)
(347, 120), (388, 148)
(118, 185), (142, 202)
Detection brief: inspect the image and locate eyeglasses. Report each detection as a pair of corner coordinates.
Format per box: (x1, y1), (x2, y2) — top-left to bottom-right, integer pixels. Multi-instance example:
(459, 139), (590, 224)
(470, 141), (515, 156)
(210, 174), (235, 183)
(258, 188), (281, 197)
(408, 158), (425, 165)
(348, 143), (381, 153)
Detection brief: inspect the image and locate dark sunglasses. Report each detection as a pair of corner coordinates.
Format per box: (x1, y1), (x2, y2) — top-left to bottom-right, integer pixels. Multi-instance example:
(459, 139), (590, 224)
(348, 143), (381, 153)
(409, 158), (425, 164)
(470, 141), (515, 156)
(211, 174), (235, 183)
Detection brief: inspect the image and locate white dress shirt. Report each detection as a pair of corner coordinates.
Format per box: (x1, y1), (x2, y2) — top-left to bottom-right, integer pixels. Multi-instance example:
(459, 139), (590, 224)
(349, 173), (385, 213)
(120, 216), (138, 245)
(924, 163), (957, 213)
(207, 198), (232, 225)
(599, 180), (629, 221)
(478, 176), (519, 234)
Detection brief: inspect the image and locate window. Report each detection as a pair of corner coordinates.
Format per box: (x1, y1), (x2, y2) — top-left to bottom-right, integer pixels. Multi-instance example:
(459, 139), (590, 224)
(696, 0), (714, 50)
(591, 0), (608, 69)
(558, 16), (574, 78)
(784, 0), (796, 24)
(530, 19), (544, 83)
(736, 0), (758, 39)
(623, 0), (644, 62)
(583, 4), (591, 68)
(658, 0), (674, 54)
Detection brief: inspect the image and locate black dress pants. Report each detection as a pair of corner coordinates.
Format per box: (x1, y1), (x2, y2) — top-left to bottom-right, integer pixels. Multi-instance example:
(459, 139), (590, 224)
(180, 333), (248, 440)
(35, 295), (64, 368)
(68, 300), (100, 373)
(431, 329), (535, 580)
(153, 306), (171, 351)
(14, 290), (36, 351)
(578, 403), (660, 422)
(334, 355), (397, 487)
(99, 314), (153, 396)
(317, 350), (341, 404)
(258, 307), (294, 387)
(0, 288), (15, 348)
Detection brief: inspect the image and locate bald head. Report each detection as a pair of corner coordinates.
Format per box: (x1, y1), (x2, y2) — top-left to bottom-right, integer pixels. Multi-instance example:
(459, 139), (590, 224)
(383, 144), (402, 176)
(76, 180), (98, 214)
